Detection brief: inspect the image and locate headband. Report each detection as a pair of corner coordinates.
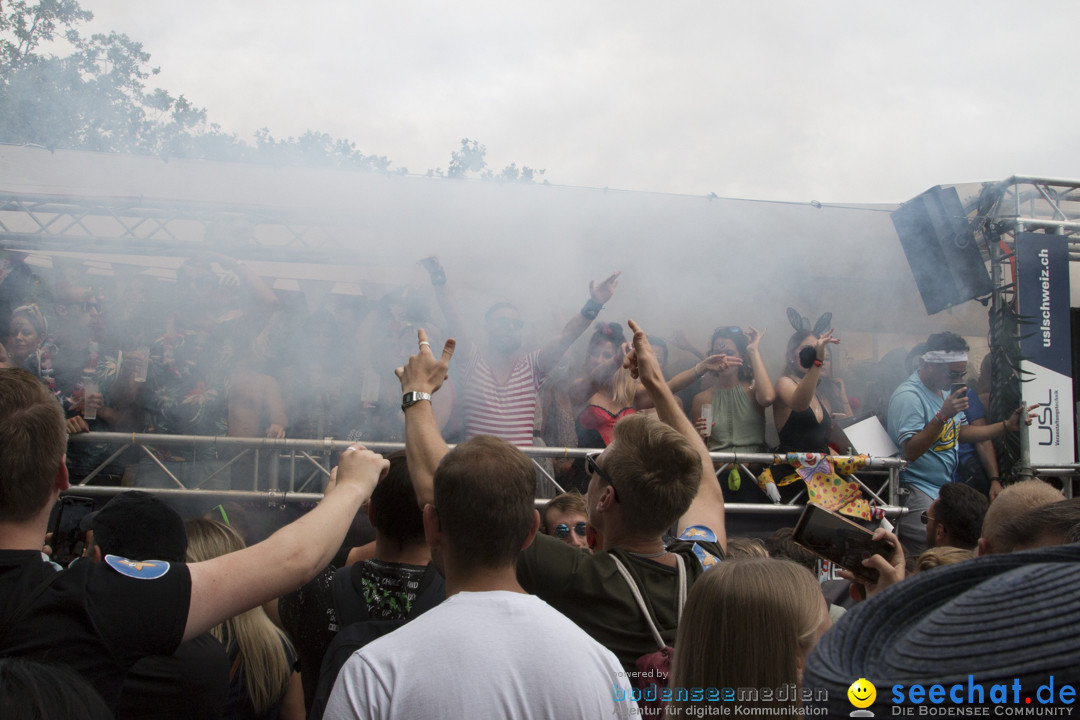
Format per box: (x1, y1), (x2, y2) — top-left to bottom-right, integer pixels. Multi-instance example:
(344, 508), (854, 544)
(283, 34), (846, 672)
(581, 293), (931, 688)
(921, 350), (968, 364)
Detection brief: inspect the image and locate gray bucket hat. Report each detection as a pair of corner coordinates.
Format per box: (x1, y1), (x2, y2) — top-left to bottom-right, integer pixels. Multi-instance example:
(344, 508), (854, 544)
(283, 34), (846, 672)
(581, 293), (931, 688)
(803, 544), (1080, 714)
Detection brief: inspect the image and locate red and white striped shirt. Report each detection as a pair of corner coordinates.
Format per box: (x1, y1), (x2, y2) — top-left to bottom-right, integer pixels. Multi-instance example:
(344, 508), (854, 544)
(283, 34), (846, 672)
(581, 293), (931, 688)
(460, 348), (546, 447)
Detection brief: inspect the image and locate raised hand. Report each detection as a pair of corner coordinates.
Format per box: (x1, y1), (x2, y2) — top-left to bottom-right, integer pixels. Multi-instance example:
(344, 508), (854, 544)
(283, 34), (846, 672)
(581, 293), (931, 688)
(698, 353), (744, 375)
(623, 319), (662, 386)
(328, 443), (390, 500)
(815, 329), (839, 359)
(589, 271), (621, 305)
(940, 386), (970, 419)
(395, 328), (456, 395)
(745, 326), (765, 353)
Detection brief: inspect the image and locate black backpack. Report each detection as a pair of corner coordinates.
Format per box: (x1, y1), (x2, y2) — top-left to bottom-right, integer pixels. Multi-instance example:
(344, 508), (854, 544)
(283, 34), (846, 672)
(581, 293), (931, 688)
(308, 563), (445, 720)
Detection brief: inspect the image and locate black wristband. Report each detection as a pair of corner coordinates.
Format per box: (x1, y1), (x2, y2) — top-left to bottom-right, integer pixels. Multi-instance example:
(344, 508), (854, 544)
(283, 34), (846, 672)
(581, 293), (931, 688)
(581, 298), (603, 320)
(429, 267), (446, 287)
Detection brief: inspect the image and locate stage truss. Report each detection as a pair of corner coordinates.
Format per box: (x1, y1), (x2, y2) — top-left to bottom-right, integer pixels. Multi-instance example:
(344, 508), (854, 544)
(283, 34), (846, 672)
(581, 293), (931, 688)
(966, 177), (1080, 486)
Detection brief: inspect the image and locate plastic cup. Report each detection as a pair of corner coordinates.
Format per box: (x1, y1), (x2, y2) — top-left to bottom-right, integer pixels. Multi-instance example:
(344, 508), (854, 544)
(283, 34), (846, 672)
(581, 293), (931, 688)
(83, 380), (99, 420)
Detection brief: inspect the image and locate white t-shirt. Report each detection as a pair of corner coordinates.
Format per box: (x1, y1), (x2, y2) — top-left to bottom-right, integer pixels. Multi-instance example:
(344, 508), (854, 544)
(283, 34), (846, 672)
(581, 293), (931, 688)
(324, 590), (637, 720)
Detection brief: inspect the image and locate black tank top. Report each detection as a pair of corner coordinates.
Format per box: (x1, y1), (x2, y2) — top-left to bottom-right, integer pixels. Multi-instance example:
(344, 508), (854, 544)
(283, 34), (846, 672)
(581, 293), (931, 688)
(777, 403), (832, 452)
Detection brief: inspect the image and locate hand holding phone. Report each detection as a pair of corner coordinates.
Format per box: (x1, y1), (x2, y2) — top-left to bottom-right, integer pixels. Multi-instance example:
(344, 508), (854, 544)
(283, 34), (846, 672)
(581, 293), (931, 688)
(792, 503), (892, 583)
(941, 383), (969, 418)
(845, 526), (906, 599)
(49, 496), (95, 566)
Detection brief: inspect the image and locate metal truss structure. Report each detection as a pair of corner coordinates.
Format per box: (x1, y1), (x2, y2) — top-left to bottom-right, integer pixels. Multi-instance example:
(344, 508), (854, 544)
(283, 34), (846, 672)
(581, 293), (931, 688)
(68, 432), (906, 510)
(963, 177), (1080, 488)
(0, 191), (355, 263)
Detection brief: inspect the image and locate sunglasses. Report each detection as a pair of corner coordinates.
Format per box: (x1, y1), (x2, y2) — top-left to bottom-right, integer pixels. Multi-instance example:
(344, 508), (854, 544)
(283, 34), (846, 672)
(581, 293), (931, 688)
(585, 451), (614, 486)
(920, 511), (935, 525)
(554, 522), (587, 539)
(72, 301), (101, 312)
(946, 369), (967, 380)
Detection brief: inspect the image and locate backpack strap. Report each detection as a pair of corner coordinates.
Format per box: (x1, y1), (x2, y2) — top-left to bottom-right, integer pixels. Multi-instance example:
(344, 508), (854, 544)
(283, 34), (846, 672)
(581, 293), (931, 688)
(610, 553), (686, 651)
(0, 563), (63, 648)
(407, 564), (444, 617)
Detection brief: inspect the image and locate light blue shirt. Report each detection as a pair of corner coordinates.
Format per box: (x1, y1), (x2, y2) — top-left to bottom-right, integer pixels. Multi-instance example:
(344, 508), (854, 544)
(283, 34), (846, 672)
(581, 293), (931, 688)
(887, 371), (967, 500)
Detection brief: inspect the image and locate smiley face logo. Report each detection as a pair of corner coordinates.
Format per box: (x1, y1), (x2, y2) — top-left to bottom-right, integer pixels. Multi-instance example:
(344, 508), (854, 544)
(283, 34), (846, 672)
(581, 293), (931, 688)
(848, 678), (877, 709)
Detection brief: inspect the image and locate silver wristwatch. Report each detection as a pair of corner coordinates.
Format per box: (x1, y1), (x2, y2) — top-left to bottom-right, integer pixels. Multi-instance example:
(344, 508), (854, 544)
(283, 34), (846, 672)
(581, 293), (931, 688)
(401, 391), (432, 411)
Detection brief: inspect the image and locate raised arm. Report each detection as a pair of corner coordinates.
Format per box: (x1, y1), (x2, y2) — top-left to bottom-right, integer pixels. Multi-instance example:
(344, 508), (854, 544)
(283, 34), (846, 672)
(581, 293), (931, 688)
(634, 354), (740, 409)
(744, 327), (776, 407)
(536, 271), (620, 375)
(774, 330), (837, 412)
(623, 320), (725, 547)
(421, 256), (470, 358)
(668, 330), (706, 361)
(203, 252), (279, 309)
(395, 328), (457, 509)
(184, 444), (387, 641)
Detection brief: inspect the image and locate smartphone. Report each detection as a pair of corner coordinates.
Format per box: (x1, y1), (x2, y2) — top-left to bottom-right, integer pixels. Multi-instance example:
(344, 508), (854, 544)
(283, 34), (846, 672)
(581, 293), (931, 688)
(949, 383), (968, 397)
(792, 503), (891, 583)
(49, 496), (95, 566)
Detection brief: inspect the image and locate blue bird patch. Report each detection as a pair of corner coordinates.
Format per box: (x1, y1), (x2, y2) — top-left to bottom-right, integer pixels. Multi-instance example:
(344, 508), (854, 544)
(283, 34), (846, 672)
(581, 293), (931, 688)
(105, 554), (171, 580)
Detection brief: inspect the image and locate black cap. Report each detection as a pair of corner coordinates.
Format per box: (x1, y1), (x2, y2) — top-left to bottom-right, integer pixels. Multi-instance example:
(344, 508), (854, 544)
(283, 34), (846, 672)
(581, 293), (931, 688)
(83, 491), (187, 563)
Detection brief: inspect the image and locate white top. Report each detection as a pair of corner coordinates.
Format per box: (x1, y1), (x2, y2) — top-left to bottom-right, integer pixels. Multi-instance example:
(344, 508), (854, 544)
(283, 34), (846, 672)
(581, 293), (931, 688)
(324, 590), (637, 720)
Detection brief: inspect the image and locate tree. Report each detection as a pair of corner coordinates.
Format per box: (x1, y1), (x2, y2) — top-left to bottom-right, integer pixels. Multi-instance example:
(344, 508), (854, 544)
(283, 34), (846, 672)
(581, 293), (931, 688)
(0, 0), (206, 154)
(428, 138), (546, 183)
(0, 0), (403, 172)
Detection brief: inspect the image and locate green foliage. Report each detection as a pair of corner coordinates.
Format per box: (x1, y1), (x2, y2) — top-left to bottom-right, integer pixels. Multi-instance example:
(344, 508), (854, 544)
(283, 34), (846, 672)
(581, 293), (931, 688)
(251, 128), (400, 173)
(0, 0), (402, 173)
(448, 138), (487, 178)
(428, 138), (546, 184)
(0, 3), (545, 180)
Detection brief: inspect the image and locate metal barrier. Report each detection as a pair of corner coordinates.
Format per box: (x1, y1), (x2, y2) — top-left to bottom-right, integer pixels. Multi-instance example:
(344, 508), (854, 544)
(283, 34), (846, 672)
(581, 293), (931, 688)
(67, 432), (908, 514)
(1027, 465), (1080, 499)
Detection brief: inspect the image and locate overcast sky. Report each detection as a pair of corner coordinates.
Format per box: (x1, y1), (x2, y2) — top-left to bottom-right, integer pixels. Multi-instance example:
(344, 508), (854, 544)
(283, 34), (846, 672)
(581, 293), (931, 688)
(82, 1), (1080, 204)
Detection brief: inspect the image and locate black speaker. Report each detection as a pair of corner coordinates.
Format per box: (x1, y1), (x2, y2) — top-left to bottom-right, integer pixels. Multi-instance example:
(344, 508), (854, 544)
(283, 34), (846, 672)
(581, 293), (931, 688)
(891, 185), (994, 315)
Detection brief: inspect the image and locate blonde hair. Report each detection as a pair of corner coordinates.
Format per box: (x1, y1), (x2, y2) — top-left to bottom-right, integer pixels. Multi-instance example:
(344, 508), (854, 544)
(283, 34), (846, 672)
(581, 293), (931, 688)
(610, 365), (637, 408)
(604, 413), (701, 535)
(667, 558), (824, 718)
(184, 519), (294, 716)
(914, 546), (973, 573)
(724, 536), (769, 559)
(981, 480), (1063, 553)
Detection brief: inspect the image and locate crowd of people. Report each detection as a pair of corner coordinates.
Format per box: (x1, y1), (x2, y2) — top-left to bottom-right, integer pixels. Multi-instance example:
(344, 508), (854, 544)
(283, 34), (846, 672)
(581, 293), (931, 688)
(2, 248), (1079, 718)
(0, 251), (1006, 499)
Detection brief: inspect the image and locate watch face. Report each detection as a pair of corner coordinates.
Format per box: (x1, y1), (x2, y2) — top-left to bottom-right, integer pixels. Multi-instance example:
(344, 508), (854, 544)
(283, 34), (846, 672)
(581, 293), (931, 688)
(402, 391), (429, 407)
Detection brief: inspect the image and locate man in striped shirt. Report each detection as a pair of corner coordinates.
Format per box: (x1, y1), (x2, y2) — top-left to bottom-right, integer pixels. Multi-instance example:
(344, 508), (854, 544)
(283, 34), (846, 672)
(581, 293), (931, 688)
(422, 256), (619, 447)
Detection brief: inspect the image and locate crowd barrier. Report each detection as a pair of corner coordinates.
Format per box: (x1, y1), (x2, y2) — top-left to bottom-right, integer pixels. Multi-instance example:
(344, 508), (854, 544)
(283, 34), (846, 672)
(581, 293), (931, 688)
(66, 432), (913, 516)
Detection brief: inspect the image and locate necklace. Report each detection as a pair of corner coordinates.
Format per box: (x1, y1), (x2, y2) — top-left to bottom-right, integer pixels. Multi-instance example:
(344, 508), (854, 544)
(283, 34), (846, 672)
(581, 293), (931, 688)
(626, 548), (668, 559)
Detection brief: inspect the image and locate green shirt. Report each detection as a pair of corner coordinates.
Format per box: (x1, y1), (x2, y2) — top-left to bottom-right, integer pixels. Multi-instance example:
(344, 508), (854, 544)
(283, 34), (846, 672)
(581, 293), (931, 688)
(517, 528), (723, 672)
